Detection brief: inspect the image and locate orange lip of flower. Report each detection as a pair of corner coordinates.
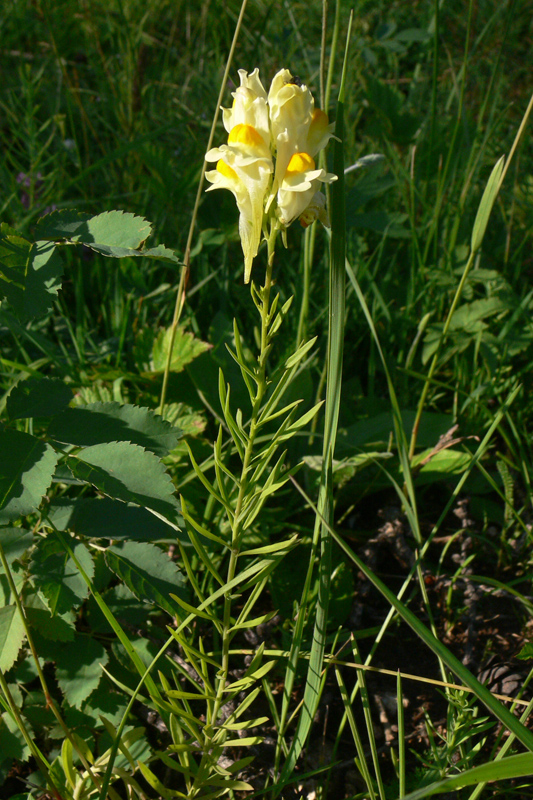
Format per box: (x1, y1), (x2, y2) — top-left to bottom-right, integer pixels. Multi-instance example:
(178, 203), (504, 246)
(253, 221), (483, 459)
(311, 108), (329, 128)
(228, 123), (264, 147)
(285, 152), (315, 177)
(216, 160), (238, 180)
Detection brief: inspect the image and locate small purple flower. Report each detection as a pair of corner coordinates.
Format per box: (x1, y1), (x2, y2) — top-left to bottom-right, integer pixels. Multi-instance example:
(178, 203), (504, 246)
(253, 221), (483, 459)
(16, 171), (43, 209)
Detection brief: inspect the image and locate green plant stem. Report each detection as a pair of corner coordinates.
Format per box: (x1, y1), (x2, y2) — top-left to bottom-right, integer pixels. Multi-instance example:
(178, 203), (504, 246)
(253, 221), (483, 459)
(0, 667), (61, 799)
(0, 541), (102, 794)
(195, 225), (277, 789)
(410, 88), (533, 461)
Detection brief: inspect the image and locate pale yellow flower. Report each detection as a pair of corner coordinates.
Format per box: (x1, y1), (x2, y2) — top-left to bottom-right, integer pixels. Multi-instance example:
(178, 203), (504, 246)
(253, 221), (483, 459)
(205, 71), (273, 283)
(222, 68), (270, 151)
(267, 69), (336, 226)
(299, 190), (329, 228)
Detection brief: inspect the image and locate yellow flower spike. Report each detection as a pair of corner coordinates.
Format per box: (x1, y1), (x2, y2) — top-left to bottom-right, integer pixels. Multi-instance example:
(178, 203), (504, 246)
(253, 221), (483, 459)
(204, 67), (337, 281)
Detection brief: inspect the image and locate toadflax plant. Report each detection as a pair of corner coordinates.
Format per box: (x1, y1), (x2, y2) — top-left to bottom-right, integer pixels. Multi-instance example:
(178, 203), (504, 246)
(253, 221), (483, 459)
(134, 67), (340, 797)
(0, 63), (342, 800)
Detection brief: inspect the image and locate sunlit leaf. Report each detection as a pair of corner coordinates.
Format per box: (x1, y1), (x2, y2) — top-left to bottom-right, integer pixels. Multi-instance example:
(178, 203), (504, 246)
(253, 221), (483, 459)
(0, 606), (25, 671)
(68, 441), (181, 525)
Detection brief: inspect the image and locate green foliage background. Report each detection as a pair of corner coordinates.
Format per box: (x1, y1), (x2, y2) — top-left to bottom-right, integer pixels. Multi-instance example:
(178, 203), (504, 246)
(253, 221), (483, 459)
(2, 0), (533, 798)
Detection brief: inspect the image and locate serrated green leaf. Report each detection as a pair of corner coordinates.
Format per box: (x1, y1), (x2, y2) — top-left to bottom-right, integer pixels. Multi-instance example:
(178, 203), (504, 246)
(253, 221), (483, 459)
(34, 209), (93, 239)
(0, 234), (63, 320)
(48, 402), (181, 456)
(7, 377), (72, 419)
(162, 403), (206, 440)
(34, 210), (180, 262)
(517, 642), (533, 661)
(105, 541), (187, 617)
(24, 606), (75, 642)
(55, 634), (109, 708)
(68, 441), (181, 524)
(30, 539), (93, 615)
(75, 687), (128, 727)
(150, 326), (211, 373)
(88, 242), (180, 263)
(0, 528), (33, 570)
(0, 606), (25, 671)
(36, 209), (151, 248)
(0, 430), (59, 523)
(50, 497), (180, 541)
(0, 711), (32, 767)
(471, 156), (506, 252)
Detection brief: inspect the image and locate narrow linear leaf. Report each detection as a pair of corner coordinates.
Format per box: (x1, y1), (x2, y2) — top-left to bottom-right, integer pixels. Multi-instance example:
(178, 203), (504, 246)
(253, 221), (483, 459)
(282, 19), (350, 785)
(401, 752), (533, 800)
(223, 717), (269, 730)
(284, 337), (317, 369)
(223, 737), (263, 747)
(471, 155), (506, 252)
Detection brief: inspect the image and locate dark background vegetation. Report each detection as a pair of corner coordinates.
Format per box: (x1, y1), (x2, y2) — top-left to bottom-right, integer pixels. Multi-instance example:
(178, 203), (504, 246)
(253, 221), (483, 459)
(3, 0), (533, 797)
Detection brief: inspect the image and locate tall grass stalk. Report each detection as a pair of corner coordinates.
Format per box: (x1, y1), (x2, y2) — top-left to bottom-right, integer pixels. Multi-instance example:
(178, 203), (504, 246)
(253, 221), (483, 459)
(277, 10), (352, 787)
(159, 0), (249, 416)
(409, 89), (533, 459)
